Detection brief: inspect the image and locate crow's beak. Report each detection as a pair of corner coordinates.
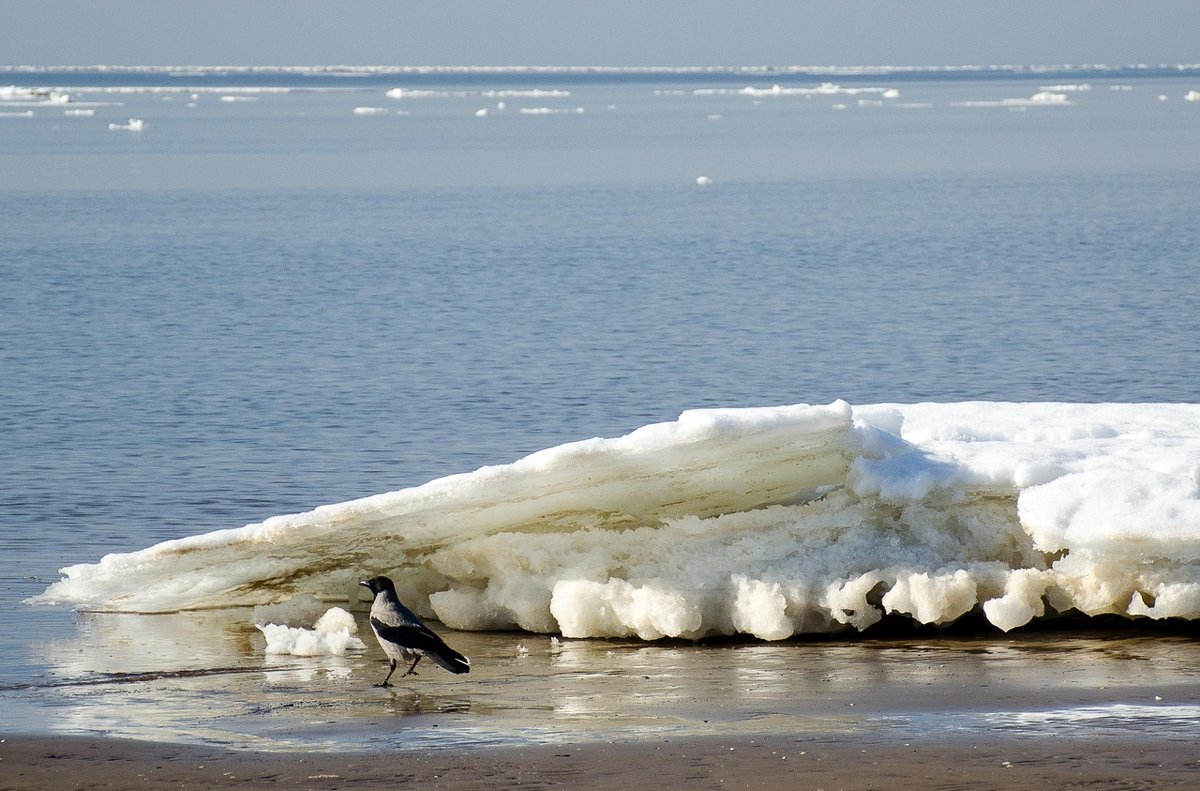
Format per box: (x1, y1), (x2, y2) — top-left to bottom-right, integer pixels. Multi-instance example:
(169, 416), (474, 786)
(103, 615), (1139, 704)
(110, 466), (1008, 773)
(358, 580), (370, 588)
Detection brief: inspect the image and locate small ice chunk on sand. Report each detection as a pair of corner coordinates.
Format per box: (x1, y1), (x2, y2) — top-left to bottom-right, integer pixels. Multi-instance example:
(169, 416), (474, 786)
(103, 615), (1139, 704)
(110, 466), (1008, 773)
(256, 606), (366, 656)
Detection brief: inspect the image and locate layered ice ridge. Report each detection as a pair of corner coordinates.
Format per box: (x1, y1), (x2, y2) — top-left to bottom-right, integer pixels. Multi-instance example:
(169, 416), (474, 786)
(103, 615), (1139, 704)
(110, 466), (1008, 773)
(31, 401), (1200, 640)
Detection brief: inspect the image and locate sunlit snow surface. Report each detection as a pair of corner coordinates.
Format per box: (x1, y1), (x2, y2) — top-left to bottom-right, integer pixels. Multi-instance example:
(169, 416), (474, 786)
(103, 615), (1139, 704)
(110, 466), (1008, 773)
(32, 401), (1200, 639)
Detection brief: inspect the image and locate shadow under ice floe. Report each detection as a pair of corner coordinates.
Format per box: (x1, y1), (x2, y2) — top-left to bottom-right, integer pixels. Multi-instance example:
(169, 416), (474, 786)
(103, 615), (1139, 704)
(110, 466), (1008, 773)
(29, 400), (1200, 640)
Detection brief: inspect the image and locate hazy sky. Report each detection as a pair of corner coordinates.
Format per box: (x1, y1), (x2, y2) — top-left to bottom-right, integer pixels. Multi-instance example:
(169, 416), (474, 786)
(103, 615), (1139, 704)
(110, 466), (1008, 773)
(5, 1), (1198, 68)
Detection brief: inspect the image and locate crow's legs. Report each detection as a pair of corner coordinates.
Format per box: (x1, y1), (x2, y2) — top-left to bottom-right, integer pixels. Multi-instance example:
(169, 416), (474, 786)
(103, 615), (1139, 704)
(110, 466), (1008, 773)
(375, 658), (398, 687)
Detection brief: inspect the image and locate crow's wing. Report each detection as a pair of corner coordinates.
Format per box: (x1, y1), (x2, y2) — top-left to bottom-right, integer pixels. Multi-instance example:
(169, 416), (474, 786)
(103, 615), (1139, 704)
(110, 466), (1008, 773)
(370, 616), (471, 674)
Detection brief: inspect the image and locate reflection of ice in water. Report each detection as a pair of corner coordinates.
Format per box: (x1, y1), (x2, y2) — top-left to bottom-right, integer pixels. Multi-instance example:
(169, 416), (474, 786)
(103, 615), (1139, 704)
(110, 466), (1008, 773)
(44, 611), (252, 677)
(14, 609), (1200, 750)
(983, 704), (1200, 735)
(262, 654), (357, 685)
(18, 609), (375, 747)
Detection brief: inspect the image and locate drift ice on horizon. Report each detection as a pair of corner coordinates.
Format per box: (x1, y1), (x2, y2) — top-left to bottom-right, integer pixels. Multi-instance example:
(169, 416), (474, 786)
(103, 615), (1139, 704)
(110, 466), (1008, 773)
(31, 400), (1200, 639)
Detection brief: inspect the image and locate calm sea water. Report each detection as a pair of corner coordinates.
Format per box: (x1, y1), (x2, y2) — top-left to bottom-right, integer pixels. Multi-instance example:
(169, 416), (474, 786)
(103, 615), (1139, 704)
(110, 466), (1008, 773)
(2, 68), (1199, 708)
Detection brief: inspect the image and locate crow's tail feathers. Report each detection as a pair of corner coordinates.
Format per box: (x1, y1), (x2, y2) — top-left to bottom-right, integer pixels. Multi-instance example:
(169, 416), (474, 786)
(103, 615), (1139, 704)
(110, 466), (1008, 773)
(427, 645), (471, 674)
(370, 616), (472, 675)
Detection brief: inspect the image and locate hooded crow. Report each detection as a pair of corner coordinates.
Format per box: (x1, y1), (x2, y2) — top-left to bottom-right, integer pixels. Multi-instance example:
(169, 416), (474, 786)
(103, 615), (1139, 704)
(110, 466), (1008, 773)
(359, 575), (471, 686)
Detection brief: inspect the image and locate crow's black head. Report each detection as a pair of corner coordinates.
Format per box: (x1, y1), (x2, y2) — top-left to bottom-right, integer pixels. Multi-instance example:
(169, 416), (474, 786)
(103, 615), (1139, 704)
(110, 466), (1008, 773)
(359, 575), (396, 595)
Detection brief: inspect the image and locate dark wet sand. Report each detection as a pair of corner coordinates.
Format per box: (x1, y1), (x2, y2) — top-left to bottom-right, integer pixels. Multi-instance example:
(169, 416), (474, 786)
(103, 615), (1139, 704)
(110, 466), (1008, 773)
(3, 732), (1197, 790)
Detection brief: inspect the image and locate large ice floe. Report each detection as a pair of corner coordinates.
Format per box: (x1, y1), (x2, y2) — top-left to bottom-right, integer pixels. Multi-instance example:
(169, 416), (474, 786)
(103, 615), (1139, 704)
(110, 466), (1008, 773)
(32, 401), (1200, 640)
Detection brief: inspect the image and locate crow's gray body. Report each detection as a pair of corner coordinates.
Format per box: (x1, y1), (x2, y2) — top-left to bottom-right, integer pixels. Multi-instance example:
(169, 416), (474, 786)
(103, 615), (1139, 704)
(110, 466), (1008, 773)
(359, 576), (470, 686)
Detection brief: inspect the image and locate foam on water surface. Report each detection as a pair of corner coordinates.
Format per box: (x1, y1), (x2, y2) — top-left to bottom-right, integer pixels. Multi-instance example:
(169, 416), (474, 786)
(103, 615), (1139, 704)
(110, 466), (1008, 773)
(31, 401), (1200, 640)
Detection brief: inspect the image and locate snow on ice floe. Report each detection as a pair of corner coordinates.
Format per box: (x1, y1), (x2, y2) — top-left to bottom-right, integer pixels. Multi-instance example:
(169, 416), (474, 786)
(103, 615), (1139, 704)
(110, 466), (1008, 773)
(31, 401), (1200, 641)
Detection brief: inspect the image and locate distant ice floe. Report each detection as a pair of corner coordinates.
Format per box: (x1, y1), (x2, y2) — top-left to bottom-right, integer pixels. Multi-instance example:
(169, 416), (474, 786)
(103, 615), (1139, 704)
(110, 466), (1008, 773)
(387, 87), (571, 100)
(40, 85), (294, 97)
(695, 82), (901, 100)
(0, 85), (39, 100)
(1029, 91), (1070, 103)
(953, 91), (1073, 108)
(518, 106), (584, 115)
(352, 106), (388, 115)
(0, 86), (71, 105)
(1185, 90), (1200, 102)
(107, 118), (145, 131)
(695, 176), (713, 186)
(32, 401), (1200, 642)
(1, 85), (122, 110)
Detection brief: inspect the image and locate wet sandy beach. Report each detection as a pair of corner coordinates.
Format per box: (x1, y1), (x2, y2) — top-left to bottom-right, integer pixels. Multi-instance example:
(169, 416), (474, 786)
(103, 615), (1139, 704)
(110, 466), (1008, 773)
(2, 612), (1198, 788)
(4, 730), (1198, 790)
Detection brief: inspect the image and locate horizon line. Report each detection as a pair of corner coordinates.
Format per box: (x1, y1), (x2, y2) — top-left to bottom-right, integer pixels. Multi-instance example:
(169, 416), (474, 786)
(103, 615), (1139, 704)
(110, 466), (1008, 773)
(5, 62), (1200, 73)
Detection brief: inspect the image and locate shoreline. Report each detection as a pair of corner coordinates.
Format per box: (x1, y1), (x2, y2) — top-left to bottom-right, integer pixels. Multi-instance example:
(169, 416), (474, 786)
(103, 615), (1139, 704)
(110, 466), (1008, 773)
(3, 731), (1197, 790)
(4, 620), (1197, 788)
